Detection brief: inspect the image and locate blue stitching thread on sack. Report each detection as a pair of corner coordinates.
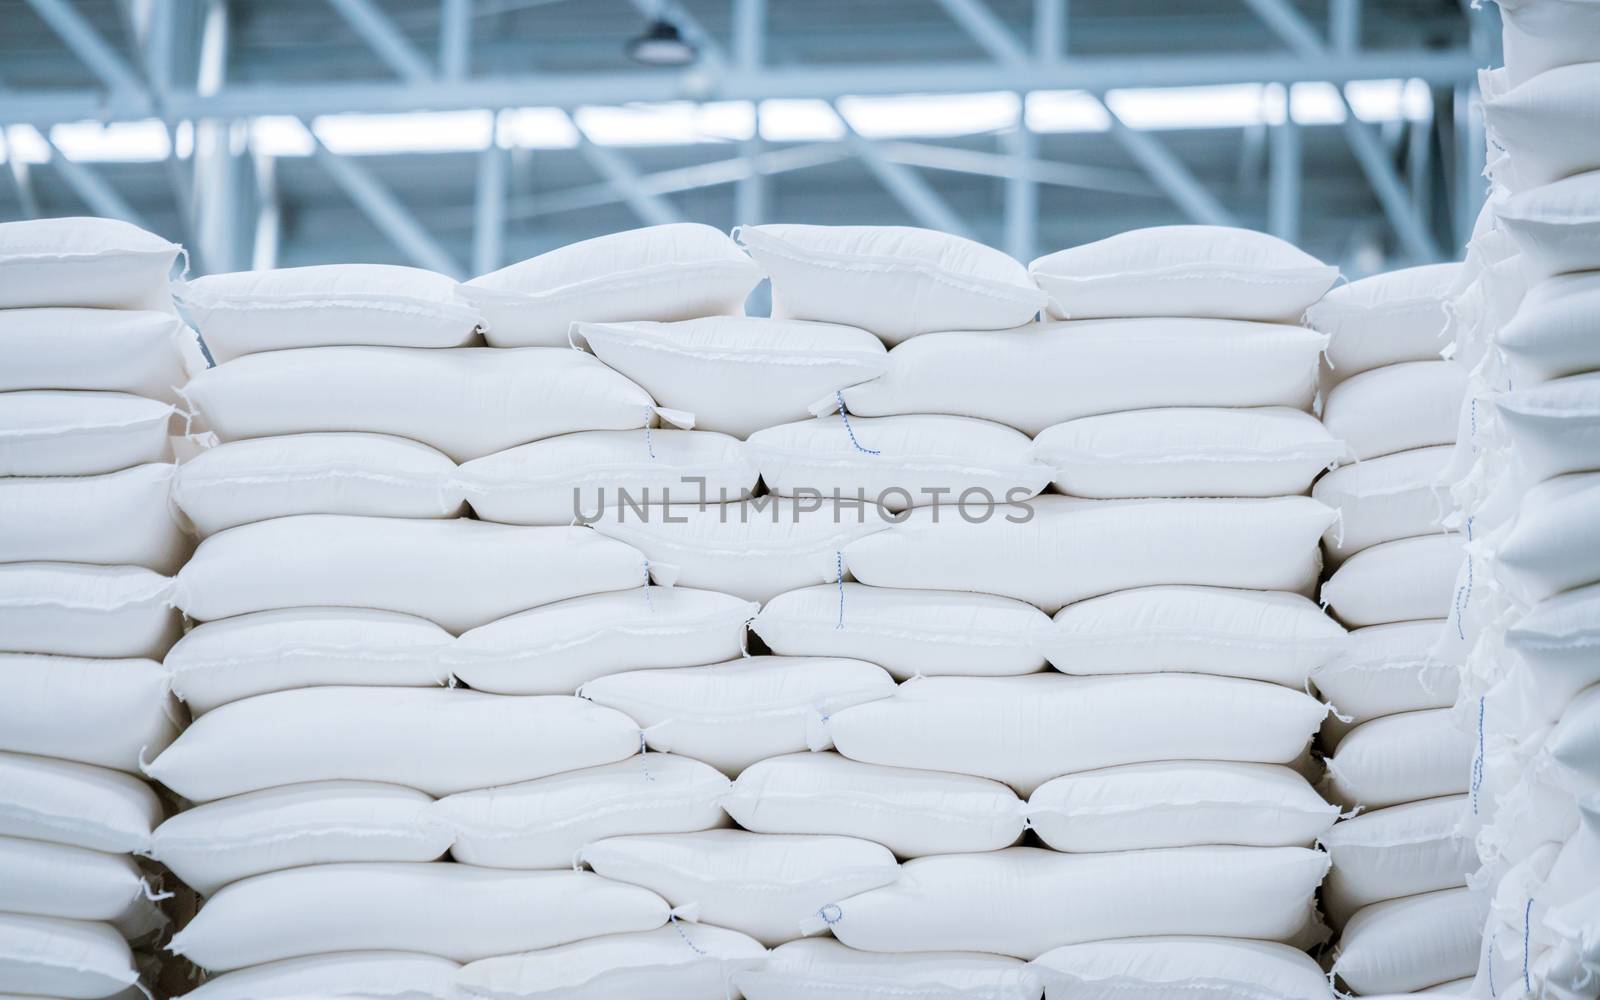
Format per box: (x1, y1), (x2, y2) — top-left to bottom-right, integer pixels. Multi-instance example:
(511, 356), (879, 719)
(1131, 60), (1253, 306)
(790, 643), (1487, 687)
(817, 903), (843, 925)
(1524, 897), (1533, 994)
(644, 407), (657, 459)
(668, 911), (709, 956)
(641, 559), (654, 612)
(1471, 695), (1486, 815)
(637, 729), (655, 782)
(835, 551), (846, 630)
(836, 391), (879, 455)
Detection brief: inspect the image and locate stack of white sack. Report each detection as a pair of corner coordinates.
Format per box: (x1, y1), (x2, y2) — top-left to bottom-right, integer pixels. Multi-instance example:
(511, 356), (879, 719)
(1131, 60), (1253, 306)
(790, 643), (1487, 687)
(1419, 5), (1600, 996)
(0, 217), (202, 1000)
(152, 227), (789, 998)
(1303, 265), (1484, 996)
(628, 223), (1353, 1000)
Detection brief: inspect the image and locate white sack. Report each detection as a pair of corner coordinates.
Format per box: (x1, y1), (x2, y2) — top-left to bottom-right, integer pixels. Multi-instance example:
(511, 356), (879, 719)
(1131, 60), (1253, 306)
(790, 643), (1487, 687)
(1320, 361), (1466, 461)
(1321, 709), (1473, 810)
(0, 390), (172, 477)
(440, 754), (729, 869)
(183, 346), (674, 463)
(736, 224), (1045, 342)
(181, 952), (459, 1000)
(173, 433), (462, 536)
(736, 938), (1043, 1000)
(1042, 585), (1345, 687)
(167, 607), (452, 715)
(1321, 534), (1463, 628)
(0, 913), (138, 1000)
(1482, 63), (1600, 190)
(1497, 272), (1600, 383)
(1332, 887), (1485, 995)
(1025, 761), (1336, 853)
(0, 216), (180, 311)
(1029, 225), (1336, 322)
(828, 673), (1325, 794)
(1306, 262), (1459, 379)
(464, 223), (761, 348)
(0, 307), (194, 400)
(591, 498), (890, 604)
(0, 836), (147, 922)
(1505, 583), (1600, 721)
(1310, 619), (1458, 724)
(458, 429), (754, 525)
(455, 924), (765, 1000)
(835, 319), (1326, 434)
(0, 463), (188, 574)
(815, 845), (1328, 960)
(149, 781), (452, 895)
(446, 588), (755, 695)
(844, 495), (1333, 613)
(1497, 472), (1600, 604)
(0, 752), (161, 854)
(174, 516), (648, 631)
(146, 688), (640, 801)
(1548, 683), (1600, 794)
(0, 654), (177, 773)
(1495, 0), (1600, 84)
(174, 264), (481, 361)
(168, 863), (671, 971)
(1499, 170), (1600, 278)
(723, 752), (1024, 857)
(582, 829), (898, 947)
(1314, 446), (1451, 560)
(0, 563), (178, 660)
(1498, 373), (1600, 485)
(1321, 795), (1475, 925)
(580, 656), (895, 775)
(1033, 406), (1340, 499)
(750, 414), (1049, 510)
(753, 584), (1050, 681)
(575, 317), (887, 438)
(1031, 936), (1332, 1000)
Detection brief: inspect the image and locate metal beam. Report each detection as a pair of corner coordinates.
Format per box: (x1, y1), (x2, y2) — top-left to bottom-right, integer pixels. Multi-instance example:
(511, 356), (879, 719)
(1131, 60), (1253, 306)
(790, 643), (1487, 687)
(193, 0), (238, 274)
(41, 133), (151, 229)
(875, 140), (1157, 196)
(472, 143), (506, 276)
(325, 0), (435, 83)
(439, 0), (473, 81)
(1268, 120), (1300, 243)
(251, 151), (280, 271)
(24, 0), (145, 95)
(1329, 0), (1360, 54)
(0, 49), (1487, 128)
(733, 0), (765, 72)
(507, 141), (849, 221)
(1104, 100), (1237, 226)
(1241, 0), (1442, 260)
(578, 142), (683, 227)
(733, 0), (766, 229)
(853, 137), (975, 239)
(1034, 0), (1065, 61)
(116, 0), (195, 243)
(1003, 126), (1037, 262)
(310, 129), (466, 277)
(934, 0), (1028, 64)
(4, 129), (42, 219)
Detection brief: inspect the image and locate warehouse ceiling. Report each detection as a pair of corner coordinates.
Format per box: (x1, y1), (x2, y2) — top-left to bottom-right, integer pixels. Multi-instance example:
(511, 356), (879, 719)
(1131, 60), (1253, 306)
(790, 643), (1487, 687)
(0, 0), (1500, 280)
